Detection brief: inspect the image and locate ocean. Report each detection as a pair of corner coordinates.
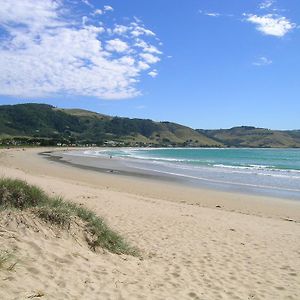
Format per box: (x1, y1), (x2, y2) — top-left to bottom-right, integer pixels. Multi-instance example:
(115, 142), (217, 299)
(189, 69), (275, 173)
(63, 148), (300, 200)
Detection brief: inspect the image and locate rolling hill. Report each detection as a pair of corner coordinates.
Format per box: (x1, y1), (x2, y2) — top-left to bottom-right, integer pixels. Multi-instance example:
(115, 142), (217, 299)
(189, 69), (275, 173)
(197, 126), (300, 148)
(0, 103), (220, 147)
(0, 103), (299, 147)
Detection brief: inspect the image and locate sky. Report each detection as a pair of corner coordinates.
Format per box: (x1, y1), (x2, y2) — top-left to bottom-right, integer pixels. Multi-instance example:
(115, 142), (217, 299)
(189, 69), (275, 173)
(0, 0), (299, 130)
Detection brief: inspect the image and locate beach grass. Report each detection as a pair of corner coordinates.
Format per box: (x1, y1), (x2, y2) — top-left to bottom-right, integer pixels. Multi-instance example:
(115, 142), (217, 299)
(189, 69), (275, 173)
(0, 250), (10, 269)
(0, 177), (137, 256)
(0, 250), (17, 271)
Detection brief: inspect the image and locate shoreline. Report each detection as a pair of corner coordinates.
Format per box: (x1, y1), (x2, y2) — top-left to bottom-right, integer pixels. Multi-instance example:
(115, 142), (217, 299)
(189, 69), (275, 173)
(41, 150), (181, 183)
(1, 147), (300, 221)
(50, 148), (300, 201)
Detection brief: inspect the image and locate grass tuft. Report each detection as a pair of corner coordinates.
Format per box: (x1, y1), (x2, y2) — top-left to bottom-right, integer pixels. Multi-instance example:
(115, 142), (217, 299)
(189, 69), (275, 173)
(35, 205), (71, 229)
(0, 178), (48, 210)
(0, 177), (137, 256)
(0, 250), (16, 271)
(0, 250), (10, 268)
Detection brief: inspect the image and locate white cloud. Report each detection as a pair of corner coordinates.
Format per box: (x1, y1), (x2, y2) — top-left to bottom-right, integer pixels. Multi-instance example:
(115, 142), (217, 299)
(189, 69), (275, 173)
(82, 16), (88, 25)
(113, 24), (129, 35)
(111, 22), (156, 39)
(259, 0), (274, 10)
(93, 9), (103, 15)
(92, 5), (114, 16)
(131, 23), (155, 37)
(244, 13), (296, 37)
(199, 10), (221, 17)
(104, 5), (113, 12)
(93, 5), (113, 16)
(106, 39), (129, 53)
(0, 0), (162, 100)
(0, 0), (64, 30)
(198, 10), (235, 18)
(135, 40), (162, 54)
(140, 53), (160, 64)
(138, 61), (150, 70)
(253, 56), (273, 66)
(148, 70), (158, 78)
(82, 0), (93, 8)
(118, 56), (135, 66)
(205, 12), (220, 17)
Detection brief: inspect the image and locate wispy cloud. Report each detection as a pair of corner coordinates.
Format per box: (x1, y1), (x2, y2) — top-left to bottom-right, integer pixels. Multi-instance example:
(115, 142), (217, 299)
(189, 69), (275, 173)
(0, 0), (162, 100)
(140, 53), (160, 64)
(106, 39), (129, 53)
(253, 56), (273, 66)
(92, 5), (114, 16)
(259, 0), (275, 10)
(148, 69), (158, 78)
(198, 10), (221, 18)
(244, 13), (296, 37)
(205, 12), (220, 18)
(93, 9), (103, 15)
(82, 0), (93, 8)
(199, 2), (296, 38)
(135, 39), (162, 55)
(104, 5), (114, 12)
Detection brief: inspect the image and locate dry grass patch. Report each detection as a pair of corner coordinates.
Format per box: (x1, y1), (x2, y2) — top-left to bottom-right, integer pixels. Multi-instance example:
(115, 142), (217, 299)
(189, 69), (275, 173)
(0, 177), (138, 256)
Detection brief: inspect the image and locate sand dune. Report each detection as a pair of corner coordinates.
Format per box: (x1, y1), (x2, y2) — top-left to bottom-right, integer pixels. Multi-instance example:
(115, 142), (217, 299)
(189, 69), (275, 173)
(0, 148), (299, 299)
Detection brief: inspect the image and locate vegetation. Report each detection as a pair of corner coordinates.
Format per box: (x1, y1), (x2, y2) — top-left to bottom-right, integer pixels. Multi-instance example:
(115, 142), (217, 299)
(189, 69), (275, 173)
(198, 126), (300, 148)
(0, 103), (221, 147)
(0, 250), (11, 268)
(0, 178), (137, 255)
(0, 250), (17, 271)
(0, 103), (299, 148)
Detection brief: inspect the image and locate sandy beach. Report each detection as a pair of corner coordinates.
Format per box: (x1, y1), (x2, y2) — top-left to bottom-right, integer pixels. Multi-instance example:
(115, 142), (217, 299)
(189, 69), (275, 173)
(1, 147), (300, 300)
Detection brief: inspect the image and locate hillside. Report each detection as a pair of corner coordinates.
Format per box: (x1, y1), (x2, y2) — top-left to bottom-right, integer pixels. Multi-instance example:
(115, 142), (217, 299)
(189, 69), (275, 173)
(0, 104), (299, 148)
(0, 104), (220, 147)
(198, 126), (300, 148)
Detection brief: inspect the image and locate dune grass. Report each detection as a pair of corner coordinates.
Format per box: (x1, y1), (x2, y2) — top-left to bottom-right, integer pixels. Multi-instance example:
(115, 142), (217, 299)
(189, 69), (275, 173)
(0, 250), (17, 271)
(0, 178), (137, 256)
(0, 250), (11, 269)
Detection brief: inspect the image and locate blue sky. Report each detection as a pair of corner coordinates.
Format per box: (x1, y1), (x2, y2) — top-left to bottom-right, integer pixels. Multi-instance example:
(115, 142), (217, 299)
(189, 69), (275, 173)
(0, 0), (299, 129)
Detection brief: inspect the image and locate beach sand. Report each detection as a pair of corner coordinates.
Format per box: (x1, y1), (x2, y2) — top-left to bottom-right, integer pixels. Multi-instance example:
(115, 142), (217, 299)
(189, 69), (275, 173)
(0, 147), (299, 300)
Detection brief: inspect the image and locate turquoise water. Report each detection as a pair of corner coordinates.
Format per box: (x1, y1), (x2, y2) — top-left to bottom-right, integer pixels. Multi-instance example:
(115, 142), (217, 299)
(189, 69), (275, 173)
(66, 148), (300, 198)
(91, 148), (300, 172)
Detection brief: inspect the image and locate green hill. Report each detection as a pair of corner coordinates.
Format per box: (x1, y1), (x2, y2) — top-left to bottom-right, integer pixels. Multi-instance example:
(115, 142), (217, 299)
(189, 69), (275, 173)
(0, 104), (299, 148)
(0, 103), (220, 147)
(198, 126), (300, 148)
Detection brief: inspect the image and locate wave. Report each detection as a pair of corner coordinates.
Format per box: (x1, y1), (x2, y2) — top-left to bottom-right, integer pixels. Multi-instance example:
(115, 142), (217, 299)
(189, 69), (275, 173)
(213, 163), (300, 174)
(129, 165), (300, 193)
(68, 148), (300, 175)
(60, 149), (300, 195)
